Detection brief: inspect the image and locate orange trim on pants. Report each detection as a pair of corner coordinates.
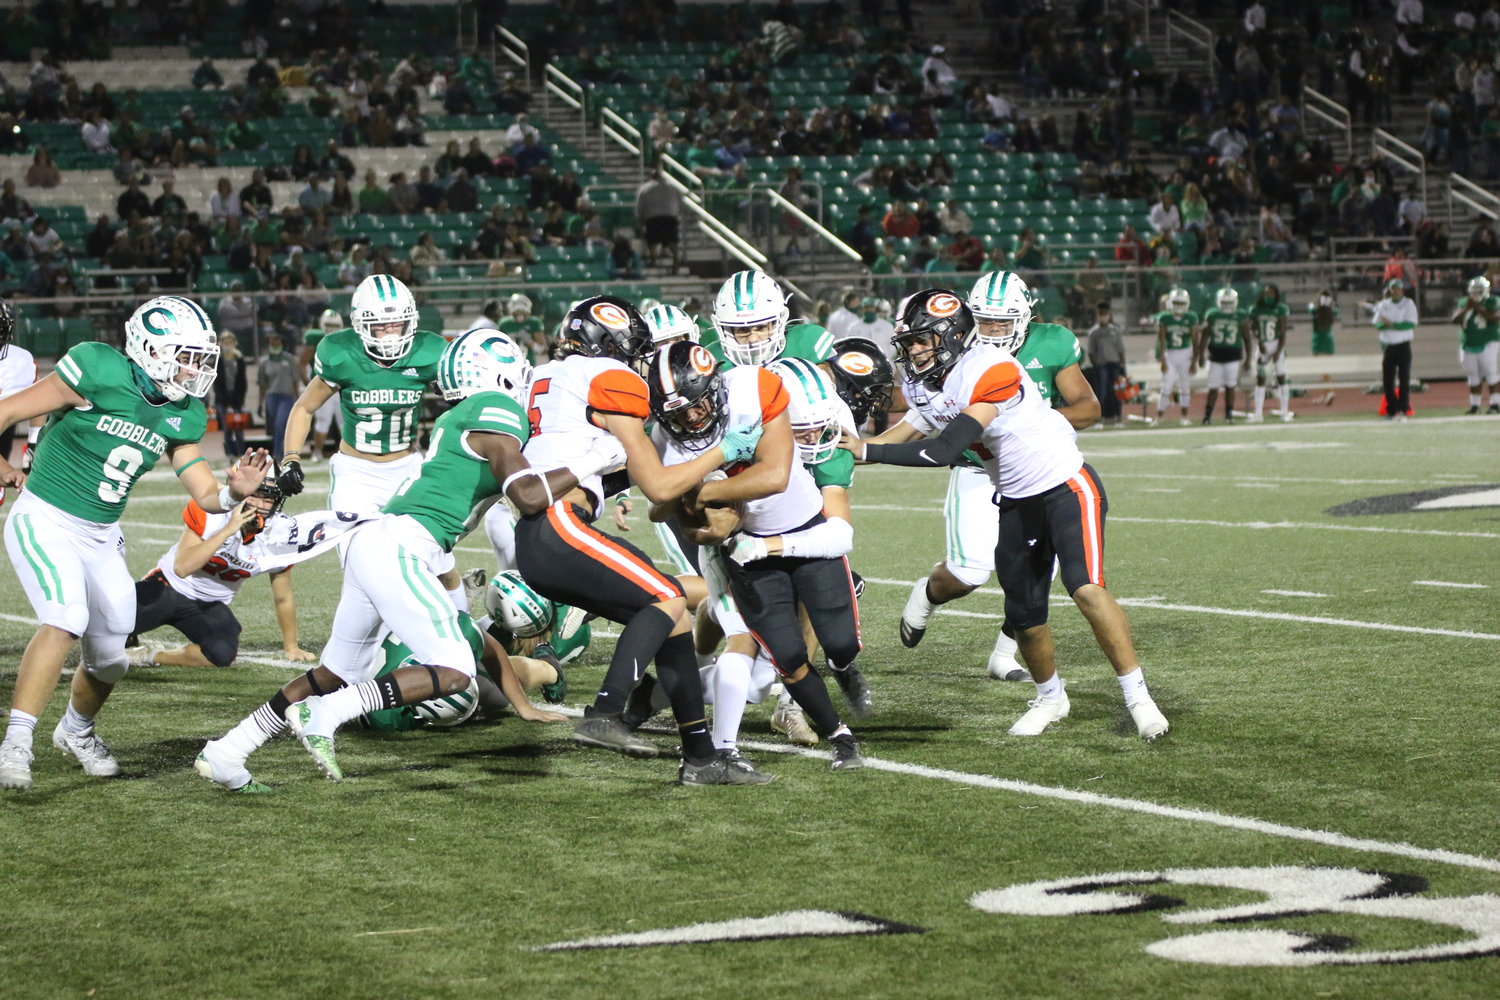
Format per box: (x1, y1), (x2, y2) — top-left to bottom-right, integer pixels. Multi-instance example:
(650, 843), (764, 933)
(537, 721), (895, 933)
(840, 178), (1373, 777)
(1065, 468), (1105, 587)
(546, 502), (682, 603)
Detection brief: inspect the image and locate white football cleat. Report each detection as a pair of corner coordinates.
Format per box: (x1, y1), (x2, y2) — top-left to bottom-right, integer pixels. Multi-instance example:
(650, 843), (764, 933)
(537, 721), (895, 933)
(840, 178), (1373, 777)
(1178, 417), (1192, 427)
(987, 631), (1030, 682)
(900, 577), (933, 648)
(1280, 411), (1294, 422)
(1008, 683), (1070, 736)
(51, 721), (122, 777)
(0, 740), (34, 790)
(770, 694), (818, 746)
(1129, 698), (1170, 741)
(194, 737), (257, 791)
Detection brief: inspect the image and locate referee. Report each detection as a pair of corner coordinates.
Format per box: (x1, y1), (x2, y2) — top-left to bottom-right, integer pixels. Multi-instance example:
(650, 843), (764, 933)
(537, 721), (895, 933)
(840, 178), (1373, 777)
(1372, 278), (1418, 421)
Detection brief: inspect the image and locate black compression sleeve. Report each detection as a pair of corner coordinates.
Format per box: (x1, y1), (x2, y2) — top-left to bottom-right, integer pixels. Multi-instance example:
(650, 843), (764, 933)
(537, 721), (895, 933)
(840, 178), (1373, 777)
(863, 413), (985, 467)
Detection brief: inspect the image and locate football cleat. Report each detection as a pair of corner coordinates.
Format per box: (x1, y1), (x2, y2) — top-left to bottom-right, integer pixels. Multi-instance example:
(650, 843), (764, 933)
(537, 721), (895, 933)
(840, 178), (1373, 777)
(987, 631), (1030, 682)
(1129, 698), (1170, 741)
(1467, 405), (1481, 415)
(533, 642), (568, 704)
(1489, 403), (1500, 414)
(1008, 683), (1071, 736)
(460, 567), (489, 608)
(900, 577), (933, 648)
(52, 721), (122, 777)
(1280, 411), (1294, 422)
(678, 749), (777, 786)
(829, 661), (873, 718)
(574, 709), (660, 758)
(0, 740), (34, 791)
(285, 698), (343, 781)
(828, 732), (864, 771)
(1244, 413), (1262, 423)
(194, 740), (264, 793)
(770, 694), (818, 746)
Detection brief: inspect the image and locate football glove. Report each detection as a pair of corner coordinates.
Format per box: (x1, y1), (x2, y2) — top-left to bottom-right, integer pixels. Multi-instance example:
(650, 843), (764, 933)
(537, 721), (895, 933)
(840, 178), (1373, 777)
(718, 422), (763, 465)
(726, 534), (770, 566)
(277, 458), (305, 496)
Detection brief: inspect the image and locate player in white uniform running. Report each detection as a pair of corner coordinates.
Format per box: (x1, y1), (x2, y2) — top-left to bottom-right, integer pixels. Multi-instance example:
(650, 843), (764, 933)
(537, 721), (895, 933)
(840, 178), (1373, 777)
(841, 298), (1170, 741)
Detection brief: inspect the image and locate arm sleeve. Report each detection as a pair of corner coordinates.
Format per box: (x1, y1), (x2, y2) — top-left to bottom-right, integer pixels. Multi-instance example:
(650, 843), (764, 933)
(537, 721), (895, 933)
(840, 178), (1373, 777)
(779, 516), (854, 559)
(863, 412), (985, 467)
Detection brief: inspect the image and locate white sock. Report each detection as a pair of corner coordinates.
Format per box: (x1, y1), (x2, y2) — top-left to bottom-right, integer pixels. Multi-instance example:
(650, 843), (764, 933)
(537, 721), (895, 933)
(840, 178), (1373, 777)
(1472, 390), (1482, 407)
(62, 702), (94, 736)
(446, 584), (467, 613)
(992, 630), (1018, 660)
(1278, 383), (1290, 412)
(217, 704), (285, 760)
(320, 681), (389, 729)
(4, 709), (38, 751)
(1253, 385), (1265, 418)
(709, 652), (753, 750)
(1117, 666), (1150, 705)
(1035, 674), (1063, 701)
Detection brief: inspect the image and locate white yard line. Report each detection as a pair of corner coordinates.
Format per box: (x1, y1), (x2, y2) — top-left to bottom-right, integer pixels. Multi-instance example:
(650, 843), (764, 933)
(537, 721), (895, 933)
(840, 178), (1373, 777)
(1413, 580), (1490, 590)
(1262, 589), (1332, 598)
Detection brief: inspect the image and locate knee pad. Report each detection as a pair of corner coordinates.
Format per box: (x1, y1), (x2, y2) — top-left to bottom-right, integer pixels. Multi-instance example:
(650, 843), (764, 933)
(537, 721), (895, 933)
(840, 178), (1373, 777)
(81, 632), (130, 684)
(823, 634), (863, 671)
(1003, 598), (1050, 633)
(200, 635), (240, 668)
(944, 560), (992, 589)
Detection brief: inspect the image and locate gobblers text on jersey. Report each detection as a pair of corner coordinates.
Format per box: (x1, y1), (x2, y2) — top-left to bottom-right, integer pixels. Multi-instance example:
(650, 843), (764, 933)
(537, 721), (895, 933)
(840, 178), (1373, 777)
(347, 388), (423, 405)
(94, 416), (167, 456)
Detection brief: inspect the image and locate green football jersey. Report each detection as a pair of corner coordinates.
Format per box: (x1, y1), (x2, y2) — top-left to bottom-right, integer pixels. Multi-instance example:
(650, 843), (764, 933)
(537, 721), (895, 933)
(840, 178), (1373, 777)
(1201, 308), (1247, 361)
(1249, 301), (1290, 346)
(29, 343), (207, 524)
(384, 391), (528, 551)
(365, 612), (485, 732)
(1459, 294), (1500, 350)
(706, 321), (836, 369)
(1014, 322), (1083, 405)
(313, 328), (445, 455)
(810, 447), (855, 489)
(1157, 311), (1198, 352)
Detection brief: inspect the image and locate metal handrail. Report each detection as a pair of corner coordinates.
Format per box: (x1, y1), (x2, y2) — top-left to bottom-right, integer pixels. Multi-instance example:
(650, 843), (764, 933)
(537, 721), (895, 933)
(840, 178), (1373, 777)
(599, 105), (644, 171)
(658, 152), (706, 198)
(652, 154), (765, 265)
(1302, 86), (1352, 162)
(1448, 172), (1500, 222)
(544, 64), (584, 113)
(1373, 128), (1427, 207)
(756, 185), (864, 264)
(495, 25), (529, 78)
(1165, 11), (1216, 82)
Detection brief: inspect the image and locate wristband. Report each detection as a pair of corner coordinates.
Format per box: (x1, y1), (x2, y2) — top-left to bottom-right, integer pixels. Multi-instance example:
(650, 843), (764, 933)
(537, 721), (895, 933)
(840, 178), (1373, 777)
(217, 485), (238, 511)
(502, 468), (554, 507)
(26, 426), (39, 445)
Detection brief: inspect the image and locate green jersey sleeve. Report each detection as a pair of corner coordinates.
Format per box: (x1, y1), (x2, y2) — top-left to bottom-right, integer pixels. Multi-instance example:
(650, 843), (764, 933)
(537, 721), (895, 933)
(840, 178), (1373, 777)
(810, 448), (855, 489)
(782, 323), (836, 364)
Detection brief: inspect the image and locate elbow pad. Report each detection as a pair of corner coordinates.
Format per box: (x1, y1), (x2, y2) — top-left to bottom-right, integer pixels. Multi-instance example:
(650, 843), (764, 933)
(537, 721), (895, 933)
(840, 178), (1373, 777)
(781, 516), (854, 560)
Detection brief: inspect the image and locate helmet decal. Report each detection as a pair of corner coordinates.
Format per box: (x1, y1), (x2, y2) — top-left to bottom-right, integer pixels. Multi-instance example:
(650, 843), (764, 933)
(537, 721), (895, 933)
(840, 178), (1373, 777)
(689, 344), (716, 376)
(926, 293), (962, 318)
(590, 302), (631, 329)
(839, 351), (876, 376)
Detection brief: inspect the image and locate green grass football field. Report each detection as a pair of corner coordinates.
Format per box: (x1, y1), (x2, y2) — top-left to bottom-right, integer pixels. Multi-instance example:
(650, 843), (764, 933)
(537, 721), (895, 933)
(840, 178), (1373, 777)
(2, 411), (1499, 1000)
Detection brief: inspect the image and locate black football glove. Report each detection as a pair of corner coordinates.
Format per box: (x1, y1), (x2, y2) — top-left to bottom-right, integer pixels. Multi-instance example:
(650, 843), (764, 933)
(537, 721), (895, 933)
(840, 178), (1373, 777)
(277, 458), (305, 496)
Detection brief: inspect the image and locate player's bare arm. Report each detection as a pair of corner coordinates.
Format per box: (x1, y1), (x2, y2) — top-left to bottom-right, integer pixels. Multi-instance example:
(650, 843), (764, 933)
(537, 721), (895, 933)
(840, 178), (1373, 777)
(602, 412), (736, 504)
(467, 430), (584, 517)
(0, 373), (86, 487)
(1053, 363), (1102, 430)
(173, 443), (270, 513)
(694, 409), (793, 506)
(172, 504), (255, 577)
(481, 633), (565, 723)
(268, 568), (316, 662)
(279, 375), (336, 462)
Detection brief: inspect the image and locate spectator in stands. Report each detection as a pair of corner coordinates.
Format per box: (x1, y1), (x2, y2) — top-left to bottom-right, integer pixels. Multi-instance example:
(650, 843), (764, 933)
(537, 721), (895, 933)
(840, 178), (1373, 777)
(609, 236), (642, 280)
(1397, 188), (1427, 233)
(387, 173), (418, 215)
(395, 105), (426, 147)
(203, 177), (238, 222)
(224, 112), (266, 152)
(1, 226), (29, 265)
(1466, 221), (1500, 258)
(338, 244), (371, 287)
(648, 109), (677, 152)
(240, 168), (274, 217)
(684, 135), (724, 180)
(504, 113), (539, 150)
(24, 147), (60, 189)
(920, 45), (958, 108)
(515, 133), (551, 176)
(414, 166), (444, 212)
(882, 201), (920, 239)
(1384, 246), (1418, 292)
(357, 170), (391, 214)
(216, 280), (256, 347)
(247, 55), (278, 91)
(471, 218), (503, 259)
(337, 106), (366, 147)
(1115, 224), (1148, 266)
(84, 215), (115, 260)
(193, 57), (224, 90)
(318, 139), (355, 181)
(445, 168), (480, 212)
(296, 175), (330, 215)
(846, 204), (880, 263)
(1013, 227), (1048, 283)
(495, 74), (528, 116)
(307, 80), (338, 119)
(0, 180), (33, 225)
(1257, 204), (1298, 262)
(171, 107), (218, 167)
(443, 75), (477, 115)
(117, 177), (152, 222)
(19, 255), (58, 300)
(304, 211), (333, 253)
(1073, 253), (1112, 306)
(25, 217), (63, 259)
(81, 108), (113, 155)
(366, 107), (396, 147)
(460, 137), (494, 177)
(636, 169), (682, 269)
(410, 232), (446, 269)
(948, 230), (986, 271)
(328, 174), (354, 216)
(152, 180), (187, 220)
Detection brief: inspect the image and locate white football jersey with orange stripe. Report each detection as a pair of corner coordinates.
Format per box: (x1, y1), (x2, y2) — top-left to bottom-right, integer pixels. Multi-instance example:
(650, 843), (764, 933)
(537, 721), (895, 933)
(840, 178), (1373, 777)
(947, 345), (1083, 499)
(157, 503), (256, 603)
(654, 365), (823, 536)
(524, 355), (650, 510)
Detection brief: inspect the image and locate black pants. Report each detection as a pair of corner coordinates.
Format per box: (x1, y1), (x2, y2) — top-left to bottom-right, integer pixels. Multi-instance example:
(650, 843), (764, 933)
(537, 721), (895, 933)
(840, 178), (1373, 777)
(1382, 341), (1412, 416)
(724, 550), (861, 675)
(995, 464), (1108, 631)
(133, 571), (242, 667)
(514, 503), (682, 624)
(1093, 361), (1124, 421)
(0, 421), (15, 462)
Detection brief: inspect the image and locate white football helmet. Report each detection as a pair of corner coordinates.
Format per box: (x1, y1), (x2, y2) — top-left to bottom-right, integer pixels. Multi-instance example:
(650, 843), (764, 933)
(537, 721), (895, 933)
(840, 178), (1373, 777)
(769, 356), (844, 465)
(1216, 287), (1239, 312)
(644, 303), (700, 345)
(437, 328), (531, 405)
(1166, 287), (1190, 316)
(712, 269), (790, 366)
(1469, 275), (1491, 300)
(318, 308), (344, 334)
(485, 571), (554, 639)
(351, 273), (418, 361)
(124, 295), (219, 402)
(411, 676), (480, 728)
(967, 270), (1032, 352)
(506, 293), (533, 317)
